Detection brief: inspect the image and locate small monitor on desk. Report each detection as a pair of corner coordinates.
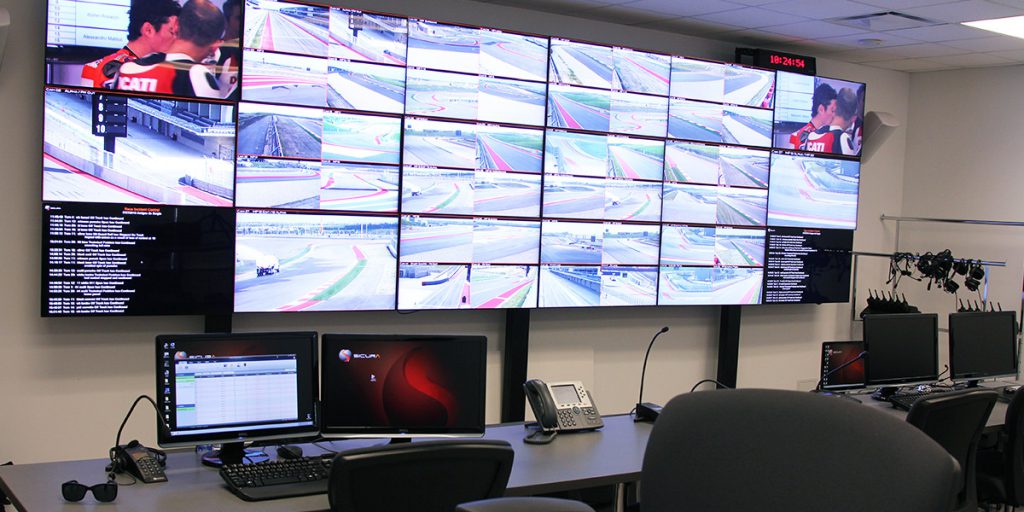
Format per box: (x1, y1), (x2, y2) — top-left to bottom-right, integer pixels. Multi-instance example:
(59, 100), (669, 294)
(155, 332), (320, 466)
(863, 313), (939, 392)
(320, 334), (486, 440)
(820, 341), (865, 391)
(949, 311), (1018, 385)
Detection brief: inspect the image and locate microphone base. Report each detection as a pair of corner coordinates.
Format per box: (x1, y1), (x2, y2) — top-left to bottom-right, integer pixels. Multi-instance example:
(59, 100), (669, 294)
(635, 402), (662, 422)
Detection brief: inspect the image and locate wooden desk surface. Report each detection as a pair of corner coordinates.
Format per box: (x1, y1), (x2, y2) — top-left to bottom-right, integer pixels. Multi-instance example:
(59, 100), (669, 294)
(0, 415), (651, 511)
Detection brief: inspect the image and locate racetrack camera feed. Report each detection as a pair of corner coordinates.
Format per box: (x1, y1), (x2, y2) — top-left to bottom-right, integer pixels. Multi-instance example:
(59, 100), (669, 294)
(40, 0), (865, 316)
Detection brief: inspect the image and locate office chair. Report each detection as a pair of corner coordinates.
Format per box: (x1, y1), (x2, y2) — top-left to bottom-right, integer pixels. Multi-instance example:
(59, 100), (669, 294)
(457, 496), (597, 512)
(328, 439), (514, 512)
(905, 389), (998, 512)
(635, 388), (963, 512)
(977, 387), (1024, 510)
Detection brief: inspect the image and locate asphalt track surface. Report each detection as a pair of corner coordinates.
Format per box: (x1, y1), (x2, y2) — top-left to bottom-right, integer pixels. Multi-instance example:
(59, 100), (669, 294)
(660, 229), (715, 265)
(469, 267), (538, 308)
(259, 11), (330, 57)
(402, 178), (473, 214)
(659, 269), (762, 305)
(668, 110), (723, 143)
(407, 23), (479, 74)
(603, 186), (660, 221)
(613, 52), (670, 95)
(723, 70), (773, 107)
(238, 113), (323, 159)
(548, 91), (611, 132)
(664, 144), (719, 184)
(329, 13), (407, 65)
(235, 162), (319, 207)
(319, 169), (398, 211)
(721, 111), (772, 147)
(671, 69), (724, 102)
(662, 187), (717, 224)
(609, 107), (668, 138)
(550, 45), (613, 88)
(600, 271), (658, 306)
(477, 134), (543, 172)
(543, 188), (605, 219)
(717, 194), (767, 226)
(398, 265), (470, 309)
(479, 35), (548, 81)
(234, 237), (395, 312)
(473, 180), (541, 217)
(404, 134), (476, 169)
(719, 153), (769, 188)
(538, 267), (600, 307)
(541, 238), (602, 265)
(544, 135), (608, 177)
(602, 238), (659, 265)
(714, 237), (765, 266)
(607, 145), (663, 180)
(767, 157), (859, 229)
(400, 225), (475, 263)
(472, 226), (540, 263)
(327, 67), (405, 113)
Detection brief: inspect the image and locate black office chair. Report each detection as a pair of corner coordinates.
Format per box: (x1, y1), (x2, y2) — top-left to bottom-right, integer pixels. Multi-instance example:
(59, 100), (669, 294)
(977, 387), (1024, 510)
(328, 439), (514, 512)
(634, 388), (963, 512)
(457, 496), (597, 512)
(905, 388), (998, 512)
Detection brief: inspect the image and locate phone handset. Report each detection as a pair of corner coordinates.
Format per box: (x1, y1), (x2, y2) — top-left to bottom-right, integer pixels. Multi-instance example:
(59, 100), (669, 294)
(109, 440), (168, 483)
(523, 379), (603, 445)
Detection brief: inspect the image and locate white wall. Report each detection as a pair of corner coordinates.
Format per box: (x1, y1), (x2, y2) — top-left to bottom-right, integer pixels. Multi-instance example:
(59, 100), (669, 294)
(897, 66), (1024, 363)
(0, 0), (909, 464)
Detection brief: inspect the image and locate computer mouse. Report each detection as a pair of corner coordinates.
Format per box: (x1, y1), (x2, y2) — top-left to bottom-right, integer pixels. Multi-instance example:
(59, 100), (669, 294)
(276, 445), (304, 459)
(1005, 385), (1021, 395)
(915, 384), (932, 393)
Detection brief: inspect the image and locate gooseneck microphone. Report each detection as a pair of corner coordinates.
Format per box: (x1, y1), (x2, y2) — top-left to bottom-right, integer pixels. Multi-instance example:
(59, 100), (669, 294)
(815, 351), (867, 392)
(635, 326), (669, 422)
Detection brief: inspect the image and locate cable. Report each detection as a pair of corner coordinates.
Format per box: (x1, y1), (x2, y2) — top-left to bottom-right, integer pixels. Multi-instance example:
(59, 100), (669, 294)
(689, 379), (730, 393)
(113, 395), (163, 455)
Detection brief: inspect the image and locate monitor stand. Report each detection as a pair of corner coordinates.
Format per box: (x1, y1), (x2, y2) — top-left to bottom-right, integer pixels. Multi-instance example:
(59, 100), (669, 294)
(965, 379), (981, 388)
(388, 438), (412, 444)
(200, 442), (270, 468)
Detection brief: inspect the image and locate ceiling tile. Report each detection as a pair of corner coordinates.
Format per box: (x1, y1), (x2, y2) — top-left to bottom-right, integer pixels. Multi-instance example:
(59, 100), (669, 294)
(882, 41), (975, 57)
(727, 0), (783, 5)
(473, 0), (619, 14)
(760, 0), (881, 20)
(823, 47), (911, 63)
(930, 51), (1017, 65)
(988, 48), (1024, 59)
(901, 0), (1024, 23)
(852, 0), (960, 8)
(633, 17), (746, 35)
(721, 28), (804, 46)
(616, 0), (741, 16)
(691, 7), (810, 29)
(817, 30), (923, 48)
(868, 57), (957, 71)
(989, 0), (1024, 8)
(580, 4), (677, 24)
(941, 35), (1024, 50)
(885, 23), (999, 42)
(759, 20), (868, 39)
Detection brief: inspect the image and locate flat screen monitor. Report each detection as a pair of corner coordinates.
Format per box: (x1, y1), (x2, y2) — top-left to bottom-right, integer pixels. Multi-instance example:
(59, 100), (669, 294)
(320, 334), (487, 439)
(949, 311), (1018, 382)
(763, 227), (853, 304)
(820, 340), (865, 391)
(156, 331), (319, 465)
(863, 313), (939, 387)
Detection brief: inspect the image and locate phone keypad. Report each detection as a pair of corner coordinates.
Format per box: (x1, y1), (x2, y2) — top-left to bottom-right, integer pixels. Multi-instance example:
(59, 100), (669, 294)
(557, 409), (577, 427)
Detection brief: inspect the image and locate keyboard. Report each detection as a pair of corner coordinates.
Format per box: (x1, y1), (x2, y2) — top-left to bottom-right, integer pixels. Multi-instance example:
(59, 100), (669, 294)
(888, 390), (948, 411)
(219, 456), (332, 501)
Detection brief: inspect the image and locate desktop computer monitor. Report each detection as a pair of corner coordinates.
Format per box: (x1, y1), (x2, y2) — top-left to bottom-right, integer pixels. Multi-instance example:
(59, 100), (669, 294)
(320, 334), (487, 439)
(863, 313), (939, 390)
(949, 311), (1018, 384)
(820, 341), (865, 391)
(156, 331), (319, 466)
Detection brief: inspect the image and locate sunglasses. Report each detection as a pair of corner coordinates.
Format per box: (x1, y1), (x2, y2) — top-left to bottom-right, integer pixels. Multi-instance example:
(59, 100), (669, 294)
(61, 479), (118, 503)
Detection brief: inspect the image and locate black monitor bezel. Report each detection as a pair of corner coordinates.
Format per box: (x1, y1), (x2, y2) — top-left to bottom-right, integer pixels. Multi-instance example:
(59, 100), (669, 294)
(863, 313), (940, 387)
(155, 331), (320, 448)
(319, 333), (487, 439)
(820, 340), (865, 391)
(949, 310), (1018, 381)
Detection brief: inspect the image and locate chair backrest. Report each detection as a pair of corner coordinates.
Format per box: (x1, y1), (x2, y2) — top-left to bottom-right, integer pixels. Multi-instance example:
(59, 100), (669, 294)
(906, 389), (997, 511)
(641, 389), (961, 512)
(328, 439), (514, 512)
(1002, 387), (1024, 504)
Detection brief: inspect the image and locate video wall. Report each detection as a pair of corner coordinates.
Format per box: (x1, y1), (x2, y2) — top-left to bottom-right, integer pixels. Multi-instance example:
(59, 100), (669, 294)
(41, 0), (863, 316)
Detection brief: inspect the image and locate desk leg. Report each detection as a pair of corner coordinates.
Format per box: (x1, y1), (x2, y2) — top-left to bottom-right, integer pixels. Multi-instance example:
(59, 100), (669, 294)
(614, 483), (625, 512)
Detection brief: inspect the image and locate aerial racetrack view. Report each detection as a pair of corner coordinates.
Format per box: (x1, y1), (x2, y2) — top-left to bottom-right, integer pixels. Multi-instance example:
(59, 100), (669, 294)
(549, 39), (613, 89)
(716, 187), (768, 227)
(609, 92), (669, 137)
(241, 50), (328, 108)
(660, 226), (716, 265)
(661, 183), (718, 225)
(328, 9), (408, 65)
(244, 0), (330, 57)
(547, 84), (611, 133)
(327, 59), (407, 114)
(233, 210), (398, 312)
(668, 99), (723, 144)
(599, 266), (658, 306)
(543, 175), (607, 220)
(237, 102), (324, 159)
(43, 89), (235, 207)
(612, 47), (670, 96)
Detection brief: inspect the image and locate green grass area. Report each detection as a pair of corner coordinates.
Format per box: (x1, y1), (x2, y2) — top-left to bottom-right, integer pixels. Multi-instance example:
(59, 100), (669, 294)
(433, 188), (462, 211)
(281, 245), (312, 266)
(673, 143), (718, 160)
(616, 143), (664, 159)
(313, 259), (368, 301)
(559, 91), (611, 110)
(501, 283), (533, 308)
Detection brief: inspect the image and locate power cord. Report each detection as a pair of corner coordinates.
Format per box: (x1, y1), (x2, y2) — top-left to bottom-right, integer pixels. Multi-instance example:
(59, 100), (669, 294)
(689, 379), (731, 393)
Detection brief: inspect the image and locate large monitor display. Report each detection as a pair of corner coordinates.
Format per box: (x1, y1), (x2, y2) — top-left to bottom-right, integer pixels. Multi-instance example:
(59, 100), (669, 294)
(320, 334), (487, 438)
(41, 0), (865, 316)
(155, 331), (319, 465)
(949, 311), (1018, 382)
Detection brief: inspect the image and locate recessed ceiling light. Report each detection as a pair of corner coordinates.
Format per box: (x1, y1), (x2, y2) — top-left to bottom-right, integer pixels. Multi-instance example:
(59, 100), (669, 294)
(962, 15), (1024, 40)
(857, 38), (884, 47)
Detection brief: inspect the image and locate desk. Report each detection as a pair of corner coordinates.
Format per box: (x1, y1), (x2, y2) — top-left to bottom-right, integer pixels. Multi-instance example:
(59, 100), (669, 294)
(852, 382), (1014, 431)
(0, 415), (651, 512)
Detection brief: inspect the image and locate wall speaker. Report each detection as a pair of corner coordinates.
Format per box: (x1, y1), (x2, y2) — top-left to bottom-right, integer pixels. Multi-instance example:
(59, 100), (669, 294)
(861, 110), (900, 162)
(0, 8), (9, 72)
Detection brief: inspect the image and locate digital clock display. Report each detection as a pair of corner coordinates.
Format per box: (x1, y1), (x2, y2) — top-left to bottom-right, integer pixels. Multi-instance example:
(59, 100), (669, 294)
(755, 49), (816, 75)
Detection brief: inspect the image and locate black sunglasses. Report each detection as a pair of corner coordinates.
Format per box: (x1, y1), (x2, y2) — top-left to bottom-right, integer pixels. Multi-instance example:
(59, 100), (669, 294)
(61, 479), (118, 502)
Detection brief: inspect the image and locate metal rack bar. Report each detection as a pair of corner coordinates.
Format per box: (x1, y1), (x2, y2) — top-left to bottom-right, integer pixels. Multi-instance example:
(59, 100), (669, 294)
(881, 214), (1024, 227)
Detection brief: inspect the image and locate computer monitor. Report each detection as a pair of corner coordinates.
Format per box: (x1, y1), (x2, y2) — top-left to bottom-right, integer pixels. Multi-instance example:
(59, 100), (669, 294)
(156, 332), (319, 466)
(949, 311), (1018, 384)
(320, 334), (487, 440)
(863, 313), (939, 391)
(820, 341), (865, 391)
